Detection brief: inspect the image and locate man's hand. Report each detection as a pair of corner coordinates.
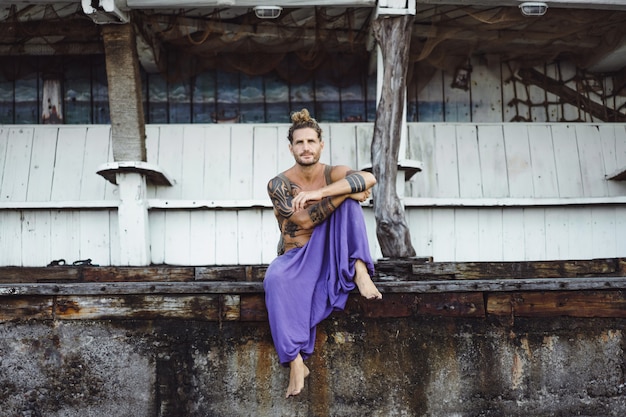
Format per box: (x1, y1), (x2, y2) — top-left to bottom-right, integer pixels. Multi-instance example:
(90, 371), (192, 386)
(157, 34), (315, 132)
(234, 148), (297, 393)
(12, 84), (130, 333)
(291, 190), (323, 212)
(349, 189), (371, 202)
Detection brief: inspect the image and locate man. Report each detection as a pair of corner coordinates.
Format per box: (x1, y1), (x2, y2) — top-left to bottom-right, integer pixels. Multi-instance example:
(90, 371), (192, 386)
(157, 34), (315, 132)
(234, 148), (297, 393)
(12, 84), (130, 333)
(264, 108), (382, 398)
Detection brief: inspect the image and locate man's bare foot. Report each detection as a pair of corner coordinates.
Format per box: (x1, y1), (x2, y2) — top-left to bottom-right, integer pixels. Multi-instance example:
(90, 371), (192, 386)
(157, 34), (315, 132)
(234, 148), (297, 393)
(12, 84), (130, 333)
(354, 259), (382, 300)
(286, 353), (310, 398)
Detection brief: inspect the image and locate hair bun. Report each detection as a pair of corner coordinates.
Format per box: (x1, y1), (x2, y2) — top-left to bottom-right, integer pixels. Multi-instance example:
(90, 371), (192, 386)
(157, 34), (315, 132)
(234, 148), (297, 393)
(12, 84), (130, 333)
(291, 108), (313, 124)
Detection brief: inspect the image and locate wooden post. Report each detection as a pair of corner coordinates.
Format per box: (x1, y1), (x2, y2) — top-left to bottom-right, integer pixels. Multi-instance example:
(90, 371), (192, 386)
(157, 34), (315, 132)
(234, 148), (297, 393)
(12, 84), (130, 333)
(371, 12), (416, 258)
(101, 23), (151, 265)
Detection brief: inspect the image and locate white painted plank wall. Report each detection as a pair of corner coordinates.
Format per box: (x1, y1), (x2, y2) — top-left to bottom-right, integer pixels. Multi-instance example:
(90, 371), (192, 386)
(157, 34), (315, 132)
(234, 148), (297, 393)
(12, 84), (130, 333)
(1, 122), (625, 266)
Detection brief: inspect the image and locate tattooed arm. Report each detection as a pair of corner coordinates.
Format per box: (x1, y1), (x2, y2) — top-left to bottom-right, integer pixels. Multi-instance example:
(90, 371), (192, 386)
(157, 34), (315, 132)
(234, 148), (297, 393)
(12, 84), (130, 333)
(290, 166), (376, 212)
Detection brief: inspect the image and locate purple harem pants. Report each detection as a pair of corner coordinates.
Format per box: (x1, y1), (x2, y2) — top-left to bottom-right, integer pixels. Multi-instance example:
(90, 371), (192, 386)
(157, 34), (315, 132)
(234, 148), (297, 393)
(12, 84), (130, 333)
(263, 198), (375, 365)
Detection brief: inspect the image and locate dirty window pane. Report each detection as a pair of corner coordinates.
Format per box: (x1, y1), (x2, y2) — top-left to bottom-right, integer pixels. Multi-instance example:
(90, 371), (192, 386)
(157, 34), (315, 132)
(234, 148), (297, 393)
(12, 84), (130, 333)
(193, 71), (215, 123)
(0, 71), (13, 123)
(65, 62), (91, 124)
(93, 59), (110, 124)
(169, 78), (191, 123)
(265, 73), (289, 123)
(315, 69), (340, 122)
(290, 78), (314, 117)
(240, 73), (264, 123)
(215, 70), (240, 123)
(341, 79), (366, 123)
(148, 73), (168, 123)
(14, 73), (38, 124)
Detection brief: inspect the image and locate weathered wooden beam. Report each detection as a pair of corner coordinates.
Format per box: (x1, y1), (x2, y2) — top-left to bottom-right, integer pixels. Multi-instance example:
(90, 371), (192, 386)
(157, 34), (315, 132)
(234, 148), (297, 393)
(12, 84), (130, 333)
(83, 267), (195, 282)
(487, 291), (626, 318)
(0, 267), (81, 283)
(0, 296), (54, 321)
(2, 277), (626, 297)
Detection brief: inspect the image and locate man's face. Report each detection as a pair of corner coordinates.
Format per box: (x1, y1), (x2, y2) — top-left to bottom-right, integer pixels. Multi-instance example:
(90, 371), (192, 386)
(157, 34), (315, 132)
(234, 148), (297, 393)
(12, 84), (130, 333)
(290, 127), (324, 167)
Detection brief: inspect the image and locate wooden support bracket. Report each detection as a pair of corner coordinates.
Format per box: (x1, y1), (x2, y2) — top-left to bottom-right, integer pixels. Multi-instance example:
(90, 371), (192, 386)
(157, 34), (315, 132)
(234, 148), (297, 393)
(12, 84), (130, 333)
(97, 161), (173, 186)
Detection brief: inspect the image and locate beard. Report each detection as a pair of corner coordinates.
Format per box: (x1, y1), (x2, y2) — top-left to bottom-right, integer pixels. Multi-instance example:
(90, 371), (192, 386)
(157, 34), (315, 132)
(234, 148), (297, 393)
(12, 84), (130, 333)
(294, 152), (320, 166)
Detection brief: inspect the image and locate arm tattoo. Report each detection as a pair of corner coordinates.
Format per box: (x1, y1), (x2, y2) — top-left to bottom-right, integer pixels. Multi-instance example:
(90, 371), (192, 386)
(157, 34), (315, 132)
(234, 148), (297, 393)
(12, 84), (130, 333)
(308, 197), (336, 225)
(267, 177), (294, 219)
(345, 172), (367, 193)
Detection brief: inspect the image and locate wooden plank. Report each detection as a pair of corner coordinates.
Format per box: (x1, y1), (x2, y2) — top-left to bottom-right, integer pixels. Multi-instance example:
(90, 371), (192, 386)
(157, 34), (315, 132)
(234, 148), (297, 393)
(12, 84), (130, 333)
(189, 210), (216, 265)
(163, 211), (191, 265)
(576, 124), (609, 197)
(230, 125), (254, 199)
(454, 209), (479, 261)
(568, 207), (593, 260)
(478, 208), (503, 261)
(108, 210), (120, 267)
(487, 291), (626, 318)
(407, 123), (435, 198)
(237, 209), (263, 264)
(523, 208), (546, 261)
(442, 70), (471, 122)
(0, 296), (54, 321)
(591, 207), (617, 259)
(456, 125), (482, 198)
(26, 127), (57, 201)
(55, 294), (221, 320)
(406, 207), (433, 259)
(195, 266), (248, 281)
(215, 211), (239, 264)
(180, 125), (206, 198)
(618, 208), (626, 258)
(261, 208), (280, 265)
(144, 125), (161, 199)
(598, 125), (626, 196)
(240, 294), (267, 321)
(51, 127), (87, 201)
(82, 266), (194, 282)
(154, 125), (184, 199)
(252, 126), (279, 200)
(50, 210), (81, 263)
(318, 122), (332, 165)
(527, 124), (558, 198)
(545, 208), (569, 260)
(0, 126), (8, 190)
(477, 125), (508, 198)
(503, 125), (533, 197)
(80, 125), (113, 200)
(148, 210), (166, 265)
(0, 266), (80, 283)
(328, 124), (357, 167)
(433, 124), (459, 197)
(21, 211), (52, 267)
(203, 125), (232, 198)
(502, 208), (525, 261)
(78, 211), (112, 266)
(277, 125), (294, 172)
(431, 208), (455, 261)
(551, 124), (583, 197)
(416, 292), (485, 317)
(355, 124), (374, 171)
(1, 211), (23, 266)
(470, 58), (502, 123)
(1, 127), (33, 201)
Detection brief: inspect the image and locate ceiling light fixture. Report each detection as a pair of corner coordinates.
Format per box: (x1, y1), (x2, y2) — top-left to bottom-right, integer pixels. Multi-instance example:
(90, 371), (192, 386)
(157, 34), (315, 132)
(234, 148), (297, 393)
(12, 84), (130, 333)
(519, 2), (548, 17)
(254, 6), (283, 19)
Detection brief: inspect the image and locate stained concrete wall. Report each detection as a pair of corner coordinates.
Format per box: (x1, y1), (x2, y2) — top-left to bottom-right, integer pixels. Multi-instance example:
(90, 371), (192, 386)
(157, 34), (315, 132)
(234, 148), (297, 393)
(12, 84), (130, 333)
(1, 314), (624, 417)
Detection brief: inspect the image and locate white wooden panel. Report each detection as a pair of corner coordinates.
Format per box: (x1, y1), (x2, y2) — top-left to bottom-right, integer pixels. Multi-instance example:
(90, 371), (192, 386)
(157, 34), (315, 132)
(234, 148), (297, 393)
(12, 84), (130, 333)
(1, 127), (33, 201)
(229, 125), (254, 199)
(443, 71), (471, 122)
(21, 211), (51, 267)
(501, 64), (524, 122)
(477, 125), (508, 198)
(616, 208), (626, 256)
(545, 208), (570, 260)
(431, 208), (455, 261)
(551, 124), (583, 198)
(51, 127), (86, 201)
(252, 126), (280, 200)
(317, 123), (332, 165)
(478, 208), (503, 261)
(528, 79), (547, 122)
(454, 209), (479, 261)
(145, 125), (161, 199)
(154, 125), (184, 199)
(26, 127), (57, 201)
(149, 210), (166, 265)
(180, 125), (206, 198)
(407, 207), (433, 259)
(527, 125), (558, 198)
(567, 207), (593, 260)
(433, 124), (459, 197)
(328, 124), (357, 167)
(50, 210), (80, 262)
(362, 207), (382, 261)
(545, 63), (560, 122)
(470, 59), (502, 123)
(163, 211), (191, 265)
(599, 125), (625, 197)
(261, 208), (280, 265)
(576, 124), (609, 197)
(108, 210), (120, 267)
(203, 125), (232, 198)
(0, 126), (8, 189)
(79, 211), (111, 265)
(523, 208), (546, 261)
(456, 125), (482, 198)
(560, 64), (579, 122)
(277, 125), (295, 172)
(237, 209), (263, 264)
(407, 123), (435, 198)
(0, 211), (22, 266)
(503, 125), (533, 197)
(215, 211), (239, 264)
(502, 208), (525, 261)
(189, 210), (216, 265)
(591, 207), (617, 259)
(81, 126), (114, 201)
(355, 124), (373, 170)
